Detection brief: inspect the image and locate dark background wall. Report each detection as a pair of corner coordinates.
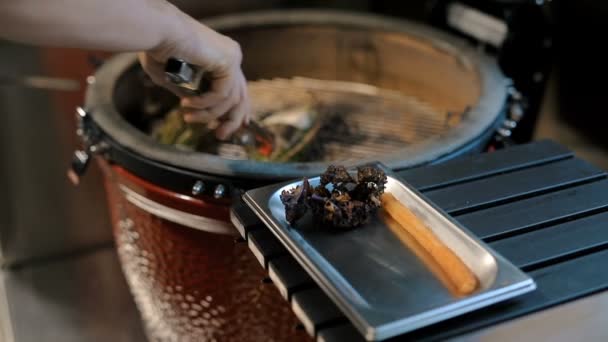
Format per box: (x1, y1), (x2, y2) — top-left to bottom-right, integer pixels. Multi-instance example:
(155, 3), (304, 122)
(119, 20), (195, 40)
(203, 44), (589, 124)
(554, 1), (608, 148)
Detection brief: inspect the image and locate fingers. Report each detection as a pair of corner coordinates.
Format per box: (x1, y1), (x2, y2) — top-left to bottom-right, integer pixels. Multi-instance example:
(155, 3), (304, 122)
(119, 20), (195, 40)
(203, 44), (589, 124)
(180, 75), (232, 109)
(139, 51), (251, 140)
(180, 67), (239, 121)
(138, 52), (162, 82)
(138, 53), (192, 97)
(183, 86), (236, 123)
(183, 71), (250, 139)
(181, 92), (225, 109)
(216, 79), (250, 140)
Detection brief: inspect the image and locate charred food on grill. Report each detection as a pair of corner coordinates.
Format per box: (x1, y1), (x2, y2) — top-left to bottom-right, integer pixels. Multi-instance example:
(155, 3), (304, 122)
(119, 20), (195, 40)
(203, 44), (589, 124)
(280, 165), (387, 229)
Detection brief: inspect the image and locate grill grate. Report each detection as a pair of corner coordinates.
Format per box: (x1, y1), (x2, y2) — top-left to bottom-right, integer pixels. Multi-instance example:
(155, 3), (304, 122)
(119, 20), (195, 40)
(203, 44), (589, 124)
(248, 77), (467, 162)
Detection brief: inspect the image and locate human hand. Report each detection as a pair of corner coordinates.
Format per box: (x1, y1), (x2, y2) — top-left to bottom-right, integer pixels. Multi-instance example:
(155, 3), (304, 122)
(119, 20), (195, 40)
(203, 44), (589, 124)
(138, 12), (250, 140)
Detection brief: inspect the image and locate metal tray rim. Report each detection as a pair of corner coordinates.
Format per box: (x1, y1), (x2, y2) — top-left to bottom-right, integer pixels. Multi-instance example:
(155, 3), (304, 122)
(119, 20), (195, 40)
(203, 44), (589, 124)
(371, 278), (536, 340)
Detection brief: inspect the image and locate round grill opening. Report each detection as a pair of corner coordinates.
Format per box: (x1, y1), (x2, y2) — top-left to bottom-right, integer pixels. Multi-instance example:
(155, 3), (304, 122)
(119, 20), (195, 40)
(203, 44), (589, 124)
(114, 21), (481, 162)
(96, 11), (506, 180)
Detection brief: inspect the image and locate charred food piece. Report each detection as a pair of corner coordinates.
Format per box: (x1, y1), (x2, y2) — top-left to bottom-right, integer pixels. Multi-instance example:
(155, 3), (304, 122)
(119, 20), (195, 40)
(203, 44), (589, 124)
(351, 165), (388, 203)
(280, 178), (311, 224)
(320, 165), (354, 186)
(281, 165), (387, 229)
(313, 184), (331, 198)
(357, 165), (388, 193)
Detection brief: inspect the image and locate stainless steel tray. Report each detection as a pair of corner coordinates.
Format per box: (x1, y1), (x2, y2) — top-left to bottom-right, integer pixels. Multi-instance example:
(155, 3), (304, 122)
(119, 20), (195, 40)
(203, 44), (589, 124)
(243, 164), (536, 341)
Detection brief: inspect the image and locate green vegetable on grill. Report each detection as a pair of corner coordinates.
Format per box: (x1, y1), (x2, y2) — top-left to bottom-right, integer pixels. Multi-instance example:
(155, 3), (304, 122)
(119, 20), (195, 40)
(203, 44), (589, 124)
(150, 103), (324, 162)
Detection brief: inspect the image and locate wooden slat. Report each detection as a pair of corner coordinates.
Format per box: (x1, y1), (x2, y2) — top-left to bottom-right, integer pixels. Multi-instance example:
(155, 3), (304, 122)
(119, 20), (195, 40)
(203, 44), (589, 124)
(489, 211), (608, 270)
(399, 249), (608, 341)
(247, 230), (287, 268)
(457, 179), (608, 241)
(268, 255), (314, 300)
(398, 140), (571, 191)
(424, 158), (605, 214)
(292, 288), (347, 337)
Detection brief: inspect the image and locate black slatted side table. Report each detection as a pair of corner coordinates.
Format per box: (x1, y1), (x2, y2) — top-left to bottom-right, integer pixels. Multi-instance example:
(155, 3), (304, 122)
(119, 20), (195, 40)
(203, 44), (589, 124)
(231, 140), (608, 341)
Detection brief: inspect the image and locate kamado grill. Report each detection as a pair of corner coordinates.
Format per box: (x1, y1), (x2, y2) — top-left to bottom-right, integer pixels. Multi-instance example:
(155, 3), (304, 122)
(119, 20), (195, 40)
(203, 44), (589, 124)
(72, 10), (520, 341)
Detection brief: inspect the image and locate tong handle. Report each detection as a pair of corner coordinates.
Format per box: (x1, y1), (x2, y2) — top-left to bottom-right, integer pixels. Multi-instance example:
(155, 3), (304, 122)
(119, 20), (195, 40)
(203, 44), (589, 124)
(164, 57), (211, 95)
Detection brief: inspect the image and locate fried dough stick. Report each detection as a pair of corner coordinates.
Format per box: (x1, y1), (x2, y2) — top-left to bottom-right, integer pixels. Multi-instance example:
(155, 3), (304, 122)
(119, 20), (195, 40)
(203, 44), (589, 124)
(381, 193), (478, 296)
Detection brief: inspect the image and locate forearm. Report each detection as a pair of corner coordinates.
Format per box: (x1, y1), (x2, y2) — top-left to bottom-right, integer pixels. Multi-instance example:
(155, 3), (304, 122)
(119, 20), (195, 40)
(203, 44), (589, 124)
(0, 0), (185, 52)
(1, 0), (250, 138)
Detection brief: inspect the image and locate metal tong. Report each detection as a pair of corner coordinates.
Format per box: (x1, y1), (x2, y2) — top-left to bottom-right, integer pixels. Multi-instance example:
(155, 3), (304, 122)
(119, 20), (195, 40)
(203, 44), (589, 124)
(164, 57), (274, 159)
